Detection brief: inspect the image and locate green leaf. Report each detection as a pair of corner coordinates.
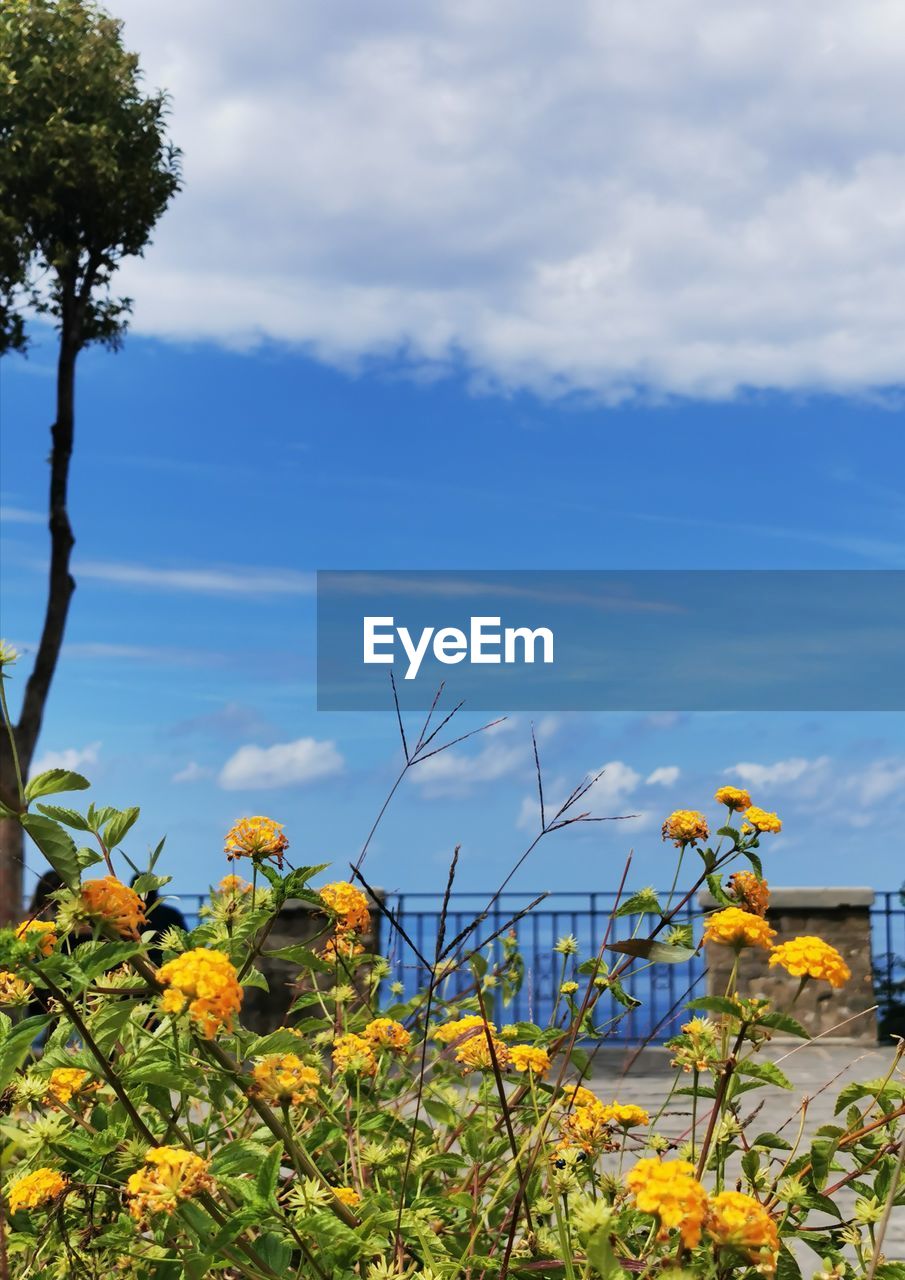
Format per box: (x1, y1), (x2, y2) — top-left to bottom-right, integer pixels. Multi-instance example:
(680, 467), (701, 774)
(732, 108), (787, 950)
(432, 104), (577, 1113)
(35, 803), (91, 831)
(25, 769), (90, 802)
(705, 873), (733, 906)
(809, 1131), (841, 1189)
(607, 938), (695, 963)
(743, 848), (764, 876)
(255, 1142), (282, 1204)
(257, 1233), (292, 1272)
(211, 1140), (272, 1179)
(90, 999), (140, 1054)
(0, 1015), (50, 1090)
(760, 1010), (811, 1039)
(737, 1060), (793, 1090)
(751, 1131), (792, 1151)
(20, 813), (80, 887)
(264, 944), (329, 971)
(102, 806), (139, 849)
(614, 887), (661, 918)
(775, 1246), (802, 1280)
(686, 995), (740, 1017)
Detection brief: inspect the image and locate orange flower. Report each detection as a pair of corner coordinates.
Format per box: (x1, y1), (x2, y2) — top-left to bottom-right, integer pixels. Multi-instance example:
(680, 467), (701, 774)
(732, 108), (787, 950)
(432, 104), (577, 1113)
(363, 1017), (411, 1052)
(0, 970), (33, 1004)
(706, 1190), (779, 1268)
(661, 811), (709, 846)
(769, 936), (850, 988)
(727, 870), (769, 917)
(332, 1032), (378, 1077)
(743, 805), (782, 834)
(319, 882), (370, 933)
(322, 933), (365, 962)
(45, 1067), (97, 1107)
(125, 1147), (212, 1220)
(626, 1157), (708, 1248)
(455, 1031), (511, 1073)
(16, 919), (57, 956)
(80, 876), (146, 937)
(224, 816), (289, 867)
(158, 948), (243, 1037)
(7, 1168), (68, 1213)
(714, 786), (752, 812)
(702, 907), (775, 951)
(333, 1185), (360, 1208)
(432, 1015), (490, 1045)
(251, 1054), (320, 1106)
(509, 1045), (551, 1078)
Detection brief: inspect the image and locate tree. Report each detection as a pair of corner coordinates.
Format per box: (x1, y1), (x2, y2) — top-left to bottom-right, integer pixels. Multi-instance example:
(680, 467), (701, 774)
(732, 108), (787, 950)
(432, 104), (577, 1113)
(0, 0), (180, 922)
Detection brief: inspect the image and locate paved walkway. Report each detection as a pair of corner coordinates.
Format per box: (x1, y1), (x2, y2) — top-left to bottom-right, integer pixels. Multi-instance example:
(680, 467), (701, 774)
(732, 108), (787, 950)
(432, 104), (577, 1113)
(586, 1039), (905, 1261)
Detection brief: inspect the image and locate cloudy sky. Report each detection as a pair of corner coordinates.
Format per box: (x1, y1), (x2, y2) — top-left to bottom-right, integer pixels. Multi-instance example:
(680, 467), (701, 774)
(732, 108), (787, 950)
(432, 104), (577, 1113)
(2, 0), (904, 908)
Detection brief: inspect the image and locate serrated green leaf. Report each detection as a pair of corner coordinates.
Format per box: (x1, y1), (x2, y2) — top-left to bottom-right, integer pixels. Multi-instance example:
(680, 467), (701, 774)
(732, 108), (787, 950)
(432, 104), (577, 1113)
(255, 1142), (282, 1203)
(686, 995), (740, 1017)
(737, 1060), (793, 1090)
(102, 805), (139, 849)
(0, 1015), (50, 1090)
(607, 938), (695, 963)
(35, 803), (91, 831)
(20, 813), (80, 887)
(760, 1010), (811, 1038)
(25, 769), (90, 802)
(614, 887), (661, 918)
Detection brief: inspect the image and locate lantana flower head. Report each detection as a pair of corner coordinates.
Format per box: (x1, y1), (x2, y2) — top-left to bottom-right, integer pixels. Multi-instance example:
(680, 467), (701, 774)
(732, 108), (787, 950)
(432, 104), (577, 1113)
(125, 1147), (212, 1220)
(157, 948), (243, 1037)
(743, 805), (782, 834)
(45, 1067), (97, 1107)
(625, 1157), (708, 1248)
(216, 874), (251, 897)
(598, 1101), (649, 1128)
(661, 810), (709, 847)
(80, 876), (146, 938)
(7, 1167), (68, 1213)
(714, 785), (752, 811)
(705, 1190), (779, 1267)
(323, 933), (365, 962)
(455, 1030), (511, 1073)
(332, 1032), (378, 1077)
(727, 870), (770, 917)
(702, 907), (775, 951)
(16, 919), (57, 956)
(432, 1014), (494, 1045)
(319, 882), (370, 933)
(509, 1045), (551, 1077)
(0, 969), (33, 1004)
(363, 1017), (411, 1052)
(333, 1185), (361, 1208)
(251, 1053), (320, 1106)
(224, 816), (289, 867)
(769, 936), (851, 988)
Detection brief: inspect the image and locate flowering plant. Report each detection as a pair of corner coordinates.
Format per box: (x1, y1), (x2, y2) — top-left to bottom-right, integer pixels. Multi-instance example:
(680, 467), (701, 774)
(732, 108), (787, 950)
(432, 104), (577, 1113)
(0, 687), (902, 1279)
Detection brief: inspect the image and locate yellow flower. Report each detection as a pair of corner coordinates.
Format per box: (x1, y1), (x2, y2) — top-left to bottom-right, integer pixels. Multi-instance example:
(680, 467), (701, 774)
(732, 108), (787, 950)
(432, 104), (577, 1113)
(157, 948), (243, 1037)
(661, 811), (709, 847)
(769, 936), (851, 989)
(363, 1018), (411, 1052)
(509, 1045), (551, 1078)
(319, 882), (370, 933)
(16, 919), (57, 956)
(625, 1158), (708, 1248)
(251, 1053), (320, 1106)
(727, 870), (770, 917)
(706, 1190), (779, 1267)
(322, 933), (365, 961)
(714, 786), (752, 812)
(560, 1099), (611, 1152)
(80, 876), (146, 938)
(432, 1015), (491, 1045)
(125, 1147), (212, 1220)
(46, 1067), (97, 1107)
(333, 1185), (360, 1208)
(560, 1085), (598, 1110)
(216, 874), (251, 896)
(598, 1101), (649, 1128)
(332, 1032), (378, 1077)
(455, 1031), (511, 1073)
(702, 907), (776, 951)
(7, 1167), (68, 1213)
(0, 969), (33, 1004)
(743, 805), (782, 834)
(224, 816), (289, 867)
(560, 980), (579, 995)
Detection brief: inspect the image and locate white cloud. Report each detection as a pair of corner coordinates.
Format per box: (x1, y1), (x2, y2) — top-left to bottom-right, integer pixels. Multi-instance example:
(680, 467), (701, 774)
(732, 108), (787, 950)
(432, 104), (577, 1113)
(31, 741), (101, 775)
(172, 761), (213, 784)
(0, 505), (43, 525)
(411, 736), (527, 798)
(218, 738), (344, 790)
(646, 765), (680, 786)
(103, 0), (905, 400)
(726, 756), (831, 789)
(77, 560), (314, 597)
(847, 758), (905, 806)
(516, 759), (643, 830)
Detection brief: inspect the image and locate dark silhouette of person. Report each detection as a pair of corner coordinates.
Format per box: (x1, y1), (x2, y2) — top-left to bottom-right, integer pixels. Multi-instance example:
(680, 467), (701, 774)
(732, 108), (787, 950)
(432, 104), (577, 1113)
(132, 879), (188, 967)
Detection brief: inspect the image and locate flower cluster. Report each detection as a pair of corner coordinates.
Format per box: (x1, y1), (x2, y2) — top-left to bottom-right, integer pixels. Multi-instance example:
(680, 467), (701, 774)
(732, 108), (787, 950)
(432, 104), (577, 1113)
(125, 1147), (213, 1220)
(668, 1016), (720, 1075)
(216, 874), (251, 897)
(158, 948), (243, 1037)
(661, 810), (709, 846)
(15, 919), (56, 956)
(332, 1032), (378, 1077)
(769, 936), (851, 988)
(319, 881), (371, 933)
(362, 1017), (411, 1052)
(509, 1045), (551, 1077)
(743, 805), (782, 834)
(45, 1067), (96, 1108)
(224, 816), (289, 867)
(80, 876), (146, 937)
(626, 1157), (709, 1248)
(0, 969), (32, 1004)
(251, 1054), (320, 1106)
(727, 869), (770, 917)
(706, 1189), (780, 1266)
(714, 786), (751, 812)
(432, 1014), (488, 1045)
(703, 906), (776, 951)
(7, 1168), (69, 1214)
(559, 1094), (649, 1154)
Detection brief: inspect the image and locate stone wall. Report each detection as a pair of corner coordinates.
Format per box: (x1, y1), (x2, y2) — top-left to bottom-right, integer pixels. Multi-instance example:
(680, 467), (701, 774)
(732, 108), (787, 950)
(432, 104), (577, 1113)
(242, 894), (383, 1034)
(699, 887), (877, 1041)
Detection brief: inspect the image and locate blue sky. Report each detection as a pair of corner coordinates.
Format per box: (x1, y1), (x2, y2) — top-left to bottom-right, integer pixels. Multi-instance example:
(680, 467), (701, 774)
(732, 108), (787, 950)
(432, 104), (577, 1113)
(2, 0), (905, 906)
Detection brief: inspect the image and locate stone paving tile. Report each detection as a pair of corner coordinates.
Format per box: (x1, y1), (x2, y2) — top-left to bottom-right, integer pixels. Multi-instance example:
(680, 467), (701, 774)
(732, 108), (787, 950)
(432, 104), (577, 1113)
(585, 1040), (905, 1261)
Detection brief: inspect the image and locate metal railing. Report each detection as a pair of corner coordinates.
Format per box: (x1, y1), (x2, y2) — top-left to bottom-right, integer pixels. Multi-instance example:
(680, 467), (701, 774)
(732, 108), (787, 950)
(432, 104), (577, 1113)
(173, 887), (905, 1044)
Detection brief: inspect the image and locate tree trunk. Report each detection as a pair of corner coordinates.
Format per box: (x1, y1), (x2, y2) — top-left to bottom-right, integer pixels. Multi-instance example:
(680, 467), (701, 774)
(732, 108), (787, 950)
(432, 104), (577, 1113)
(0, 304), (79, 925)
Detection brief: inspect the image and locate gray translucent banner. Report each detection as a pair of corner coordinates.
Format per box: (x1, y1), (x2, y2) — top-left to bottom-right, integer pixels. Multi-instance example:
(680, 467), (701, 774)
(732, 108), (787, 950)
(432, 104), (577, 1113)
(316, 570), (904, 711)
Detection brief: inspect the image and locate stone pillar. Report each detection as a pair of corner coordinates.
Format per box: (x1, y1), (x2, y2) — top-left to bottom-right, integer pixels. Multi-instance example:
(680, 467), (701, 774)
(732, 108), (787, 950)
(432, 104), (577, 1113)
(699, 887), (877, 1041)
(242, 893), (383, 1034)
